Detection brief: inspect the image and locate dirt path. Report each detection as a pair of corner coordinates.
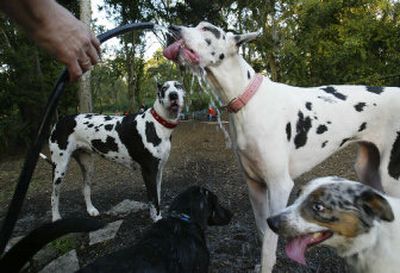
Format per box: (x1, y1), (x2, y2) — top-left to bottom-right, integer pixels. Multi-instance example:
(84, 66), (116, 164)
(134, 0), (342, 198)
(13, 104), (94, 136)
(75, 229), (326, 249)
(0, 121), (358, 272)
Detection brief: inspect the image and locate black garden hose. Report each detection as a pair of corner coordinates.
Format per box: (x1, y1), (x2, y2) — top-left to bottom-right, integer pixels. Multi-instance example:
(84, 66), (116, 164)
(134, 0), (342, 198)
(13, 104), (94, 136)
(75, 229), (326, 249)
(0, 22), (155, 255)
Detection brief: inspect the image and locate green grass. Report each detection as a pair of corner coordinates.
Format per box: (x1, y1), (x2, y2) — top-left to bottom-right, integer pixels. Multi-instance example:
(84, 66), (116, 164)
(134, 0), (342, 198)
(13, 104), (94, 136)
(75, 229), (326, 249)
(50, 235), (77, 254)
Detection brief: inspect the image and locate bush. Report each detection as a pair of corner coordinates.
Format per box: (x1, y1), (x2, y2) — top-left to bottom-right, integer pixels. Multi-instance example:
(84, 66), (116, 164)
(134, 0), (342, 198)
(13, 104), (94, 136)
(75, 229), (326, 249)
(0, 112), (31, 156)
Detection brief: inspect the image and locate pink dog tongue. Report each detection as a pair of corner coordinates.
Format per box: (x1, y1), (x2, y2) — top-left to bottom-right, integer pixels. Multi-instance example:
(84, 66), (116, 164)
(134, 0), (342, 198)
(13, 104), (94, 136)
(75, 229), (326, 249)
(163, 40), (182, 61)
(285, 235), (314, 265)
(163, 39), (199, 64)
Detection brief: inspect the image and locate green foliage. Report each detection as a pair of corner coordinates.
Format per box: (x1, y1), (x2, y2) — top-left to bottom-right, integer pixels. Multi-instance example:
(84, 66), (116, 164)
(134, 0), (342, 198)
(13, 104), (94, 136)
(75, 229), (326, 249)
(0, 112), (30, 154)
(0, 8), (78, 155)
(277, 0), (400, 86)
(90, 57), (130, 113)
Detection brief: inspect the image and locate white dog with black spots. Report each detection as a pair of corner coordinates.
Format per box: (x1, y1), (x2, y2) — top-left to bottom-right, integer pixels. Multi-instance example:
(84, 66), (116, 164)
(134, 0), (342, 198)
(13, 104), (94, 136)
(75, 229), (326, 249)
(48, 81), (185, 222)
(163, 21), (400, 273)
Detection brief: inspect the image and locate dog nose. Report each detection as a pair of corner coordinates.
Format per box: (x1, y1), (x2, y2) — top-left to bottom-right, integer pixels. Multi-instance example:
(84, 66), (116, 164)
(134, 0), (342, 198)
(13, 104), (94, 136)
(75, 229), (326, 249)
(168, 25), (181, 34)
(169, 92), (178, 101)
(267, 215), (281, 234)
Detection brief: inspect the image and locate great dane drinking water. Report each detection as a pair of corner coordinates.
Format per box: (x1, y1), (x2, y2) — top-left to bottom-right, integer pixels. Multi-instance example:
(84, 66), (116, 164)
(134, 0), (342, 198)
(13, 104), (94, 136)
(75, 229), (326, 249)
(163, 21), (400, 272)
(47, 81), (185, 222)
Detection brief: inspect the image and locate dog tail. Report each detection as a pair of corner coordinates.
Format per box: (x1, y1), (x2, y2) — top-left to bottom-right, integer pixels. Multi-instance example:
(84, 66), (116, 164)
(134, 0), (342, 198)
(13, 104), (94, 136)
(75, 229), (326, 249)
(39, 153), (53, 165)
(0, 218), (105, 273)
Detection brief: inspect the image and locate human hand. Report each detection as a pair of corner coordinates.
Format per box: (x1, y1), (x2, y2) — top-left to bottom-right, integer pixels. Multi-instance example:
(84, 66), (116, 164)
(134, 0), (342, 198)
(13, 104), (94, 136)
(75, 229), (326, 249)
(31, 3), (101, 81)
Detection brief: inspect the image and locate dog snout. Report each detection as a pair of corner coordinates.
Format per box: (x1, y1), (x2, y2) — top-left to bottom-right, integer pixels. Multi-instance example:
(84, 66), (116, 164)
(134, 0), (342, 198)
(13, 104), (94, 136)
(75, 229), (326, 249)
(220, 207), (233, 224)
(267, 214), (282, 234)
(169, 92), (178, 101)
(208, 205), (233, 226)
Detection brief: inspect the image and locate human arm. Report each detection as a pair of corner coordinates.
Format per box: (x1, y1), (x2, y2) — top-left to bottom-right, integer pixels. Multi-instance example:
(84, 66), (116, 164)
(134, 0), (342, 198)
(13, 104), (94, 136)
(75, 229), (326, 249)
(0, 0), (100, 81)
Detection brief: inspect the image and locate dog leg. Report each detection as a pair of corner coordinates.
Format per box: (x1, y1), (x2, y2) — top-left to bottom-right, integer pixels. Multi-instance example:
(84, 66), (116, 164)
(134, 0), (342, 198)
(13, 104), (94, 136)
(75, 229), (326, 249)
(51, 184), (62, 222)
(74, 151), (99, 217)
(51, 153), (71, 222)
(261, 175), (293, 273)
(154, 163), (165, 221)
(246, 178), (268, 239)
(141, 165), (161, 222)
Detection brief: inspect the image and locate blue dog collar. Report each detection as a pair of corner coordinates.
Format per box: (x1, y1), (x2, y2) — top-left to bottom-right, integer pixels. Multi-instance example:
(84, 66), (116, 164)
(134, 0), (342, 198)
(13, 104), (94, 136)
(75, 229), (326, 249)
(170, 212), (191, 223)
(178, 213), (191, 223)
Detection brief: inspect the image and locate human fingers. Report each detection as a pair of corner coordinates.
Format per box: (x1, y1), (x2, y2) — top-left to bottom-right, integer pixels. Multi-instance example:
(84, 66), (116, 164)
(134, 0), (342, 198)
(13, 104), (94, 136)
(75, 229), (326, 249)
(67, 59), (83, 82)
(76, 31), (100, 70)
(91, 33), (101, 56)
(79, 58), (92, 70)
(86, 42), (100, 65)
(68, 34), (97, 80)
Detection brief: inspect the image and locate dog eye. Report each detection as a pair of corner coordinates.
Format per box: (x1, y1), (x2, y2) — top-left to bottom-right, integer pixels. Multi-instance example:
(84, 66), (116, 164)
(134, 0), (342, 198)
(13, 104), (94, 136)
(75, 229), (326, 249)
(312, 202), (326, 212)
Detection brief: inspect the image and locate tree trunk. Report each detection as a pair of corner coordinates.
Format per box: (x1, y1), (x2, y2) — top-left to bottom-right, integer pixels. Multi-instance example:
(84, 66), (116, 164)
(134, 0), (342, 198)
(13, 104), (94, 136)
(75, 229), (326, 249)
(126, 32), (140, 113)
(79, 0), (93, 113)
(267, 52), (279, 82)
(265, 0), (280, 82)
(127, 46), (137, 113)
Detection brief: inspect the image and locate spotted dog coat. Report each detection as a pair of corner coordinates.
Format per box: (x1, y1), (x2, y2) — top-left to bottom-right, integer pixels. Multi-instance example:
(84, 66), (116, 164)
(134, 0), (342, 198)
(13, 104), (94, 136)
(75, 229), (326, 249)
(49, 81), (185, 222)
(163, 21), (400, 273)
(267, 176), (399, 273)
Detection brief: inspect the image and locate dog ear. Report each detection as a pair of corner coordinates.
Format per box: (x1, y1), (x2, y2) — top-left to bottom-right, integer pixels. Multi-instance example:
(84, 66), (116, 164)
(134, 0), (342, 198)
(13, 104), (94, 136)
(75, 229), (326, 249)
(207, 192), (232, 226)
(157, 82), (163, 91)
(233, 30), (262, 47)
(356, 189), (394, 222)
(208, 201), (233, 226)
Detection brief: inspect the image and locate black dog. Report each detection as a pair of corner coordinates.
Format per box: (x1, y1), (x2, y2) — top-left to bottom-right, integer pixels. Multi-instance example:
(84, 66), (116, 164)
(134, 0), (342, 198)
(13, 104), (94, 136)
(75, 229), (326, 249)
(78, 186), (232, 273)
(1, 187), (231, 273)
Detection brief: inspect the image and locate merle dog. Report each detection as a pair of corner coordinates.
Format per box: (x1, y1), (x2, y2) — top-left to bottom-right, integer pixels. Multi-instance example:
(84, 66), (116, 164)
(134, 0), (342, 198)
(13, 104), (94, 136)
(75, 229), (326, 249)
(47, 81), (185, 222)
(163, 21), (400, 272)
(1, 187), (232, 273)
(267, 176), (399, 273)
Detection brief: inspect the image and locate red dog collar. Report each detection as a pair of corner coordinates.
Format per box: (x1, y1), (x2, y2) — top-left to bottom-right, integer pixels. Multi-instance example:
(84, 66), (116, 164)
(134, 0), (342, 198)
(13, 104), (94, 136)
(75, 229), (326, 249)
(226, 74), (263, 113)
(150, 108), (178, 129)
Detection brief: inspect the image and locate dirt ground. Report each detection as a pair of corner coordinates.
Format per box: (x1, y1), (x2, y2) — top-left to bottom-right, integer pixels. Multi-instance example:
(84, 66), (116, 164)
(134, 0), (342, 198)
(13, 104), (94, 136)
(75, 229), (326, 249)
(0, 121), (358, 273)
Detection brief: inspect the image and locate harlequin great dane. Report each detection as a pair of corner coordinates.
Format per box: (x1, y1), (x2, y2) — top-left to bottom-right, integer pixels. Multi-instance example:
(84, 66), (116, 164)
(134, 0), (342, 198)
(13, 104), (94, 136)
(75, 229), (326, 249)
(267, 176), (399, 273)
(48, 81), (184, 222)
(163, 21), (400, 272)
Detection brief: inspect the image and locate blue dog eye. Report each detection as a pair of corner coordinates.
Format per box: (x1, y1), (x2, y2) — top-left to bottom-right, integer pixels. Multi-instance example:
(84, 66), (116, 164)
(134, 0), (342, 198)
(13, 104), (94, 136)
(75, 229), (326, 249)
(312, 202), (325, 212)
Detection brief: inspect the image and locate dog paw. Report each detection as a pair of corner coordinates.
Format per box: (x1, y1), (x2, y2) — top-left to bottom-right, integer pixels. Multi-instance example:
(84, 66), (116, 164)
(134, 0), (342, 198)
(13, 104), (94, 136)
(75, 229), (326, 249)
(88, 207), (100, 217)
(52, 214), (62, 222)
(152, 214), (162, 222)
(149, 206), (162, 222)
